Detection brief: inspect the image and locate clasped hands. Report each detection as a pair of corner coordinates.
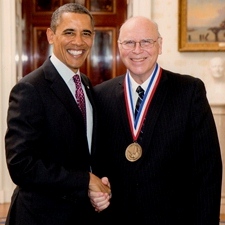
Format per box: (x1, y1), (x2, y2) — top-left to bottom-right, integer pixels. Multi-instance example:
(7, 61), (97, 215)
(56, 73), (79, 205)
(88, 173), (111, 212)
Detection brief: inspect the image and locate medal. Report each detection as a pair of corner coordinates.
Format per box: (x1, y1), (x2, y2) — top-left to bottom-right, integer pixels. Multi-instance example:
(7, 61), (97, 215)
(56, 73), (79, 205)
(125, 142), (142, 162)
(124, 64), (162, 162)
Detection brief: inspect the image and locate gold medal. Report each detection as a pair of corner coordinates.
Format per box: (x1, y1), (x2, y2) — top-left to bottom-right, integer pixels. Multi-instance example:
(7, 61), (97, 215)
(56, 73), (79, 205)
(125, 142), (142, 162)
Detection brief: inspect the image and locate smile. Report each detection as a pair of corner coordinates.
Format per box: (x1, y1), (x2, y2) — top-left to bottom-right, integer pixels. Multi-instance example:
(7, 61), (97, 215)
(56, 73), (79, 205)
(68, 49), (83, 56)
(131, 57), (147, 62)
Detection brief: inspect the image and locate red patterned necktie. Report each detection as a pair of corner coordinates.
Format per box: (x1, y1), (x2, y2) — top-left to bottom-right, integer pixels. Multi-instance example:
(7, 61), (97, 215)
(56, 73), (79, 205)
(73, 74), (86, 125)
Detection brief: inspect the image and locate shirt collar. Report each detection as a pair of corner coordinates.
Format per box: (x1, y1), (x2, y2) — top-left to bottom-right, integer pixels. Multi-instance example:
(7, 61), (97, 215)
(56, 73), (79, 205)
(50, 53), (81, 84)
(128, 71), (151, 93)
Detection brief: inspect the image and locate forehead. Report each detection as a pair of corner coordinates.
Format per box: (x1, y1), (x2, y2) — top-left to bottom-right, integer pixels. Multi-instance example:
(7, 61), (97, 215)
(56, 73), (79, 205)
(119, 19), (157, 40)
(57, 12), (93, 31)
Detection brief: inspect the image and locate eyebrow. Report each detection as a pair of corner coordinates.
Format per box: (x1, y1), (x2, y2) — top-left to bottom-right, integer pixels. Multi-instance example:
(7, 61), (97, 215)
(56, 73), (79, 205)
(83, 29), (93, 35)
(62, 28), (93, 34)
(62, 28), (74, 33)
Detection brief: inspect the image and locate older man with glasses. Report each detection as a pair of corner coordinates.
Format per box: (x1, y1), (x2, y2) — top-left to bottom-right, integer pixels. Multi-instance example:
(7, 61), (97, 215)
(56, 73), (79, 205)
(92, 16), (222, 225)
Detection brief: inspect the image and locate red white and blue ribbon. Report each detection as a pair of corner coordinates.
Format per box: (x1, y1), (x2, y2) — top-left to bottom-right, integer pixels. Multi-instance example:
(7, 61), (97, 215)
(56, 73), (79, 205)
(124, 63), (162, 141)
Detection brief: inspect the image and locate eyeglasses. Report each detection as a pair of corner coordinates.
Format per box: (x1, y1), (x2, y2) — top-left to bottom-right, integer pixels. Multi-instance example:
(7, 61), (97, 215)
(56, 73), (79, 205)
(118, 37), (160, 50)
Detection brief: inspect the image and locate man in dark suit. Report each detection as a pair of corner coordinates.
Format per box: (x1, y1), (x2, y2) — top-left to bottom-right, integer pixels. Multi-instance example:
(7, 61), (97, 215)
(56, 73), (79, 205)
(93, 16), (222, 224)
(5, 3), (110, 225)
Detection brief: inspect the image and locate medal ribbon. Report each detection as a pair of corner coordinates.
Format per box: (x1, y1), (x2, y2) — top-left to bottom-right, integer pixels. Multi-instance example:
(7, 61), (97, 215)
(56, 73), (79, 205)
(124, 64), (162, 141)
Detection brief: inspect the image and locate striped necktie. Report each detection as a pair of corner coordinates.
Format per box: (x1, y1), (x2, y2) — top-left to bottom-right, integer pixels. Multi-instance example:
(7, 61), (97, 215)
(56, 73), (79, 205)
(135, 86), (144, 119)
(73, 74), (86, 124)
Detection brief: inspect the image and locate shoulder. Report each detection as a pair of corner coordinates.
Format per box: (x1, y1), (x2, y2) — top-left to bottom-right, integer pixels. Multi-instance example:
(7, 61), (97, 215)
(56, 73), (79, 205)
(19, 59), (52, 81)
(158, 69), (207, 103)
(161, 68), (205, 88)
(94, 74), (125, 92)
(18, 59), (60, 86)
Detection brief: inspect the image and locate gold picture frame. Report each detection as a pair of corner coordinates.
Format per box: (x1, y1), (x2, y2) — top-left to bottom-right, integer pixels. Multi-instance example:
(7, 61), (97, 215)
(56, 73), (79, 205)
(178, 0), (225, 52)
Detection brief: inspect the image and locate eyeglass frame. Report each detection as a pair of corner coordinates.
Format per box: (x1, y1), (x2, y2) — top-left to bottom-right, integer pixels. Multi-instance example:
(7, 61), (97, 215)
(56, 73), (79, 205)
(118, 37), (161, 50)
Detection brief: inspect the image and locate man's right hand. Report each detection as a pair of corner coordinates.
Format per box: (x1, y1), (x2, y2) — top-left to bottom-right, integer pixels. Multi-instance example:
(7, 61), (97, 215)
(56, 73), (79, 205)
(89, 173), (111, 194)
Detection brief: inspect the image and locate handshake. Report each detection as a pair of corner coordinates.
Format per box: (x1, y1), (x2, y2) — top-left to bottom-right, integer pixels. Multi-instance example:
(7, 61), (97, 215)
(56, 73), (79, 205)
(88, 173), (111, 212)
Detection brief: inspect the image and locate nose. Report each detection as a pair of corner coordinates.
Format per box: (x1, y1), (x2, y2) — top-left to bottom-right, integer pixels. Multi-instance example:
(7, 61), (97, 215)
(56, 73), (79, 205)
(132, 42), (143, 53)
(71, 33), (84, 45)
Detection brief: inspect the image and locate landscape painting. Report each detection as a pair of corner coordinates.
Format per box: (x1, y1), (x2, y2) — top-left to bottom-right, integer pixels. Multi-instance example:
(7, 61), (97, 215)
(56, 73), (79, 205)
(178, 0), (225, 51)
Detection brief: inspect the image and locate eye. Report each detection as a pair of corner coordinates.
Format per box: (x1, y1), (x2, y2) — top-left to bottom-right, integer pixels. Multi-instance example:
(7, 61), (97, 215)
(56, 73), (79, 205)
(82, 31), (92, 37)
(63, 31), (75, 36)
(140, 39), (155, 47)
(141, 39), (152, 44)
(125, 40), (134, 44)
(124, 40), (135, 46)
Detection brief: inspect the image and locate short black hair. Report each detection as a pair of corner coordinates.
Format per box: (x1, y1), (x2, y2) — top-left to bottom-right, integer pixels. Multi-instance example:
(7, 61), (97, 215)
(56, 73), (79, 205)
(50, 3), (94, 32)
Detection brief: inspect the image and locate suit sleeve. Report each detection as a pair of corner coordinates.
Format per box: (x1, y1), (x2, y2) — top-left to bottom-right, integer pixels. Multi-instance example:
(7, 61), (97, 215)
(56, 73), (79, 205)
(5, 81), (89, 200)
(191, 79), (222, 224)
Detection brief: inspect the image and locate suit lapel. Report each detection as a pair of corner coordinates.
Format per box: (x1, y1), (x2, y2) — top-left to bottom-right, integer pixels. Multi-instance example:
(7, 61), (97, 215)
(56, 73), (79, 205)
(116, 76), (135, 143)
(42, 59), (84, 123)
(81, 73), (95, 108)
(117, 73), (169, 148)
(140, 71), (169, 155)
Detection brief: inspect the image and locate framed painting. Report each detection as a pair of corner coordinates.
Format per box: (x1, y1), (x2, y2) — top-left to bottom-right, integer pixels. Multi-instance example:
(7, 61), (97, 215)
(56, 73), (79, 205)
(178, 0), (225, 51)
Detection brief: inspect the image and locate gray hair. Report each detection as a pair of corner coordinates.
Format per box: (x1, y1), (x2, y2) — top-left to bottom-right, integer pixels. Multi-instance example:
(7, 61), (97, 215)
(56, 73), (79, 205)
(50, 3), (94, 32)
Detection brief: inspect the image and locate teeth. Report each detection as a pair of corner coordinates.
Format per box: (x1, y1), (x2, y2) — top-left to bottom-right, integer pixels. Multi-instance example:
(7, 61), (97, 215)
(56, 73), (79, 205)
(132, 58), (145, 61)
(68, 50), (82, 56)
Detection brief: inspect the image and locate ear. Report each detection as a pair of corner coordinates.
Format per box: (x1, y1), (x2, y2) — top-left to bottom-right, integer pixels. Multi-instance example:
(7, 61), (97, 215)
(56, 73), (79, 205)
(158, 37), (163, 55)
(46, 28), (54, 44)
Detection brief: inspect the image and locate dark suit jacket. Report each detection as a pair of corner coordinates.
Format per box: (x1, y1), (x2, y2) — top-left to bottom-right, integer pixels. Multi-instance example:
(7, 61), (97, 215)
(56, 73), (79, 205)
(5, 58), (98, 225)
(94, 69), (222, 225)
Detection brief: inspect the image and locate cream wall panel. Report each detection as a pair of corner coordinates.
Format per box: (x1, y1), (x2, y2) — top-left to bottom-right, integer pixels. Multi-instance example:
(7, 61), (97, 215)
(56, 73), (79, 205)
(211, 105), (225, 214)
(0, 0), (18, 203)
